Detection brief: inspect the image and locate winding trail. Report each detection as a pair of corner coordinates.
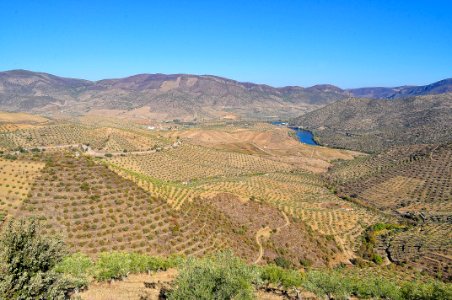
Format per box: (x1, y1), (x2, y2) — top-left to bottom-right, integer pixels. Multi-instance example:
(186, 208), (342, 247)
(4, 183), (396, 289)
(254, 211), (290, 264)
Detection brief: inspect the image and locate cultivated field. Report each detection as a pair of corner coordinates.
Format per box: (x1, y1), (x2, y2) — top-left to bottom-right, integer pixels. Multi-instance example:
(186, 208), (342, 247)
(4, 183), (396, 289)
(330, 144), (452, 219)
(0, 112), (449, 284)
(103, 124), (378, 258)
(328, 143), (452, 279)
(0, 157), (45, 223)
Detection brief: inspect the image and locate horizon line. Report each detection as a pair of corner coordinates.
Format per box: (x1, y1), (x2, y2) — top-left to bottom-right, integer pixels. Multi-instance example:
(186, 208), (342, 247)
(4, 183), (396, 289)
(1, 68), (451, 90)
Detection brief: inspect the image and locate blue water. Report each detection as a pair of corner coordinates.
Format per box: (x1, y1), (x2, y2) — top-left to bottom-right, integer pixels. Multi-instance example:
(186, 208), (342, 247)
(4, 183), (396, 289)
(285, 127), (318, 146)
(271, 122), (318, 146)
(293, 129), (318, 145)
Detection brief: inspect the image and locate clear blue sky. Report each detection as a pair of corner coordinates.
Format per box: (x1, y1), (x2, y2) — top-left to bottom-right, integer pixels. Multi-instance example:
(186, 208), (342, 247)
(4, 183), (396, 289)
(1, 0), (451, 88)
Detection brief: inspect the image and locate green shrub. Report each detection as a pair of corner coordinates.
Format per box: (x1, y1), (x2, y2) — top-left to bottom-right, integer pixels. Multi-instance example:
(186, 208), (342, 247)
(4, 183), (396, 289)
(303, 270), (352, 300)
(371, 254), (384, 265)
(273, 256), (292, 269)
(260, 264), (303, 289)
(302, 270), (451, 300)
(55, 253), (93, 289)
(168, 251), (260, 300)
(93, 252), (180, 281)
(401, 280), (452, 300)
(349, 275), (401, 299)
(0, 218), (69, 299)
(3, 154), (17, 160)
(127, 252), (175, 273)
(299, 258), (313, 268)
(80, 182), (90, 191)
(93, 252), (132, 280)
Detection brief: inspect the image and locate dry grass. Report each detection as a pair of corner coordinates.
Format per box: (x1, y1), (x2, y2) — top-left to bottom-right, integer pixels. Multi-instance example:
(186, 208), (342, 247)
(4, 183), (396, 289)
(74, 269), (178, 300)
(0, 111), (49, 124)
(163, 124), (359, 173)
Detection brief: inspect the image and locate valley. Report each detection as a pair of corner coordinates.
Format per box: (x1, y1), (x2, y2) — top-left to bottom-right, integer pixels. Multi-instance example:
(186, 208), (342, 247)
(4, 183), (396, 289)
(0, 88), (450, 298)
(2, 1), (451, 298)
(0, 113), (372, 268)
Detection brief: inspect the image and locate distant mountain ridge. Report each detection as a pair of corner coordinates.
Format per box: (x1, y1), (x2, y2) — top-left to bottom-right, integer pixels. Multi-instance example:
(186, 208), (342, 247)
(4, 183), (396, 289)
(0, 69), (450, 121)
(348, 78), (452, 99)
(0, 70), (348, 120)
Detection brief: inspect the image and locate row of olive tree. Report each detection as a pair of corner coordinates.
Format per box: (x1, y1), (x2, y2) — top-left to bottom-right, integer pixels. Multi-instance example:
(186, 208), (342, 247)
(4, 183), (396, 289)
(1, 218), (451, 300)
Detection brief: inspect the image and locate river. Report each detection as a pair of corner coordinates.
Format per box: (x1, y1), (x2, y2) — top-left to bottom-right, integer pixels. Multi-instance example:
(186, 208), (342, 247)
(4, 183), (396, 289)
(290, 127), (318, 145)
(271, 122), (318, 146)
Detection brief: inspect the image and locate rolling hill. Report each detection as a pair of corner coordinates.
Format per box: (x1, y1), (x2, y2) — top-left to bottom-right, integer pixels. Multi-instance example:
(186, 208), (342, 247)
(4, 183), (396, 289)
(0, 70), (348, 121)
(291, 94), (452, 152)
(1, 70), (451, 122)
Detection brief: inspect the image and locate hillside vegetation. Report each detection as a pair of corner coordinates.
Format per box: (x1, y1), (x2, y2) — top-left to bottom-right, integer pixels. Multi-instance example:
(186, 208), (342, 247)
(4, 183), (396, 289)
(0, 117), (367, 270)
(0, 110), (450, 298)
(2, 219), (451, 300)
(291, 94), (452, 152)
(327, 143), (452, 280)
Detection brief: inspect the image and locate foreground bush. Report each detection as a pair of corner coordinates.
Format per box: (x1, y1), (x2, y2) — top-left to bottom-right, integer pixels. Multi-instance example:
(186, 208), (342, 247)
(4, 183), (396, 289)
(93, 252), (181, 281)
(168, 251), (260, 300)
(349, 274), (400, 299)
(303, 269), (452, 300)
(401, 280), (452, 300)
(55, 253), (94, 289)
(303, 270), (352, 300)
(260, 264), (303, 289)
(0, 218), (69, 300)
(304, 269), (403, 300)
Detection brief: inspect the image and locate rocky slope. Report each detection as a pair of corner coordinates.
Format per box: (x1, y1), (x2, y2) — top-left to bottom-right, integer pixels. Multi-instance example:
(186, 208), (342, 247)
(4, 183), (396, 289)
(0, 70), (347, 121)
(1, 70), (450, 121)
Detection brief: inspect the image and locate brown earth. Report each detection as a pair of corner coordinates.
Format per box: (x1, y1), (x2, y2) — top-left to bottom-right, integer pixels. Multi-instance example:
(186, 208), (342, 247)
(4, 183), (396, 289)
(164, 124), (360, 173)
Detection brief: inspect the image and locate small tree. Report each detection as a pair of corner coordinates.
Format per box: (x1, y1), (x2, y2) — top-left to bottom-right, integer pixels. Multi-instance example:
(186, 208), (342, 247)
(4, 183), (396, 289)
(0, 218), (68, 299)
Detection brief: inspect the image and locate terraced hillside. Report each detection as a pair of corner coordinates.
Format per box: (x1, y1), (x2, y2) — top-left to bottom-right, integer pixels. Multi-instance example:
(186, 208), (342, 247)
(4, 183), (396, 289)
(386, 223), (451, 281)
(330, 144), (452, 219)
(0, 151), (342, 268)
(3, 112), (449, 284)
(291, 94), (452, 152)
(328, 144), (452, 280)
(14, 152), (259, 259)
(104, 142), (379, 258)
(107, 144), (296, 182)
(0, 157), (45, 223)
(0, 117), (173, 153)
(162, 123), (360, 173)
